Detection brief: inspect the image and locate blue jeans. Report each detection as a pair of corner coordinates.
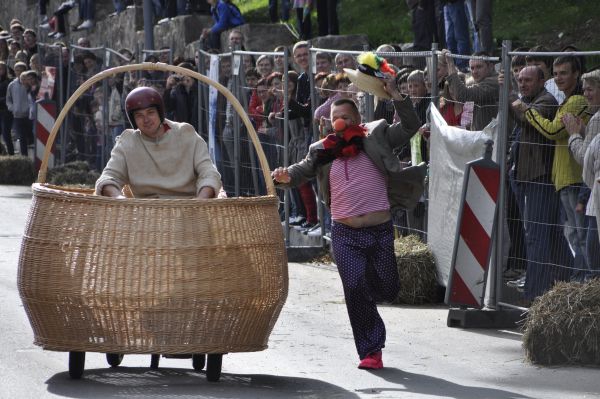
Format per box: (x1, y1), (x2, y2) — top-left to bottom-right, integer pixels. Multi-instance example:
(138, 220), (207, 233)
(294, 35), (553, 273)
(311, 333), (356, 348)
(78, 0), (95, 20)
(12, 117), (32, 156)
(444, 0), (471, 70)
(559, 185), (588, 282)
(586, 216), (600, 279)
(516, 180), (573, 300)
(269, 0), (290, 22)
(112, 0), (126, 13)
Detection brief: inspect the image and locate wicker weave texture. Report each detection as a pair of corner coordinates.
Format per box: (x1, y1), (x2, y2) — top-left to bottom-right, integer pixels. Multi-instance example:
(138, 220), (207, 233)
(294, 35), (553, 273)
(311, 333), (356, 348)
(18, 184), (288, 354)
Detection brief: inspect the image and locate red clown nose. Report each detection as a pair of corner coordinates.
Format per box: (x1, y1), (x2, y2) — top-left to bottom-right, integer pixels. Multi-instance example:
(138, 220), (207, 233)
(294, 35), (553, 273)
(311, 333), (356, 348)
(333, 119), (347, 132)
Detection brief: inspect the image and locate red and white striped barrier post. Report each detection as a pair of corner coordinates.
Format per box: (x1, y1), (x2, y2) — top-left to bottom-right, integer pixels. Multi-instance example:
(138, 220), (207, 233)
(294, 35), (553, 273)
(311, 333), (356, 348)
(445, 140), (500, 309)
(35, 100), (57, 171)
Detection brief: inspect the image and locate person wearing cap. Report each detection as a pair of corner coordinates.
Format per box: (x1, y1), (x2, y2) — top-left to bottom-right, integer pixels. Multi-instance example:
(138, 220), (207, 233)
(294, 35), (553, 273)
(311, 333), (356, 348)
(95, 86), (222, 199)
(6, 61), (31, 156)
(272, 56), (426, 370)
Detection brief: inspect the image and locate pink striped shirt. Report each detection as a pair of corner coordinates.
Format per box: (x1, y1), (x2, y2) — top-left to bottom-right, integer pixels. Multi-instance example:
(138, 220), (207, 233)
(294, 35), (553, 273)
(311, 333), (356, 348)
(329, 151), (390, 220)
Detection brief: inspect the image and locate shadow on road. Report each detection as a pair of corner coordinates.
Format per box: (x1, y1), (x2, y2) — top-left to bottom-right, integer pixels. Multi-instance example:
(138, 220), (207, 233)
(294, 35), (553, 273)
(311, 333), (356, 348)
(356, 367), (532, 399)
(46, 367), (359, 398)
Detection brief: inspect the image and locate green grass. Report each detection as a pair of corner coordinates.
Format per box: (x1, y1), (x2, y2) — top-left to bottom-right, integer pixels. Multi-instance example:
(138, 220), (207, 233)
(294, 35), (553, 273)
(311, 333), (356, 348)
(236, 0), (600, 51)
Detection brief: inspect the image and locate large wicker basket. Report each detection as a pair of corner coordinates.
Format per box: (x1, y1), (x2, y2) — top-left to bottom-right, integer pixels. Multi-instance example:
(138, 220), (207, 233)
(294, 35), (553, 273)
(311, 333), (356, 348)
(17, 63), (288, 354)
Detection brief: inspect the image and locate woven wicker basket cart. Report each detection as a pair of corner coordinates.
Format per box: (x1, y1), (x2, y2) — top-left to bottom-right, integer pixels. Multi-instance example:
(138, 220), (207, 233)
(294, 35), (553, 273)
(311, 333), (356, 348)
(17, 63), (289, 382)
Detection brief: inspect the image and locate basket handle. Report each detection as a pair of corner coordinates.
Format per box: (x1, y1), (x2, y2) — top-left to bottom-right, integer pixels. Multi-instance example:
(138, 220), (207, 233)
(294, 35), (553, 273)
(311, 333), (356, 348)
(38, 62), (276, 196)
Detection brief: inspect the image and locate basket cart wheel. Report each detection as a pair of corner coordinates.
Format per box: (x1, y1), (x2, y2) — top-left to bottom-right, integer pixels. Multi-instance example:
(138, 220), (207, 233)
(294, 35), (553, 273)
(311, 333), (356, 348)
(68, 351), (85, 379)
(106, 353), (124, 367)
(192, 354), (206, 371)
(206, 354), (223, 382)
(150, 354), (160, 369)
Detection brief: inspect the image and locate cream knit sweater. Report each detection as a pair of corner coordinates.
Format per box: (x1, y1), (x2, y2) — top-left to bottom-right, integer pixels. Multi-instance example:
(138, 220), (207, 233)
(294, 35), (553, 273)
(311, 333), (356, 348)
(95, 120), (222, 198)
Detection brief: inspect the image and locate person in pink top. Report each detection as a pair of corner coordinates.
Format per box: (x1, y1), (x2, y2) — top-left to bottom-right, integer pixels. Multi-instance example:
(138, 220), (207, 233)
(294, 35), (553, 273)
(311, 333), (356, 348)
(272, 75), (426, 370)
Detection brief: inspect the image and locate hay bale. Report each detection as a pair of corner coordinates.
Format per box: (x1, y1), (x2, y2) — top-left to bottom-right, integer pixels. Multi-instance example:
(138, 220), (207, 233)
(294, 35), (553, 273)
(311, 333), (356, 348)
(0, 156), (35, 185)
(523, 279), (600, 365)
(47, 161), (100, 186)
(393, 235), (438, 305)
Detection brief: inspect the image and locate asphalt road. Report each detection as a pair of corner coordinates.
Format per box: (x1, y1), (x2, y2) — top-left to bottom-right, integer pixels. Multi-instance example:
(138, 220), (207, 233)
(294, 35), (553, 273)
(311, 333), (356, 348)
(1, 184), (599, 399)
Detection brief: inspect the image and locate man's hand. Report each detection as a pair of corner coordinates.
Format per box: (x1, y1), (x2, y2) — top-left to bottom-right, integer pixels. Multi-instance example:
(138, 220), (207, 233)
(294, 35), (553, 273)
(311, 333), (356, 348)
(419, 123), (431, 140)
(319, 116), (332, 136)
(442, 49), (458, 75)
(576, 202), (585, 214)
(272, 167), (291, 183)
(511, 99), (528, 113)
(382, 74), (404, 101)
(562, 113), (585, 136)
(101, 184), (126, 198)
(197, 186), (216, 199)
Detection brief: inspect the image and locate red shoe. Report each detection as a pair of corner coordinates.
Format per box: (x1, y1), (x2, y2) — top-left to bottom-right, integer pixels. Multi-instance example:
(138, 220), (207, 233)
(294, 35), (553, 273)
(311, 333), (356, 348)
(358, 351), (383, 369)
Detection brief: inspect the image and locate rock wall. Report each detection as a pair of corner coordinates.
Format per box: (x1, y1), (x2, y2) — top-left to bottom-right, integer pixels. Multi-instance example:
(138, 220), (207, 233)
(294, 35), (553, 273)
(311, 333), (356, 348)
(2, 0), (372, 62)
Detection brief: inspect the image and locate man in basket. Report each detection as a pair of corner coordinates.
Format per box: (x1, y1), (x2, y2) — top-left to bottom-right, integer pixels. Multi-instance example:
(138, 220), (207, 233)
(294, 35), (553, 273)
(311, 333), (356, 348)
(96, 86), (223, 199)
(272, 52), (427, 370)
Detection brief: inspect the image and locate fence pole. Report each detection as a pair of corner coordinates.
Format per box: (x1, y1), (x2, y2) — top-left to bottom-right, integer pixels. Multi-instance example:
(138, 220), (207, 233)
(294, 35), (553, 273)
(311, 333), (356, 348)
(143, 0), (154, 51)
(430, 43), (439, 109)
(492, 39), (512, 309)
(283, 47), (290, 246)
(232, 49), (241, 196)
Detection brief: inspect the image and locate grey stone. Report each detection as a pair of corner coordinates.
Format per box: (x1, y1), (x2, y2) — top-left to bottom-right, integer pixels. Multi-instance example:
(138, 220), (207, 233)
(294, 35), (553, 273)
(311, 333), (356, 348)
(309, 34), (371, 51)
(221, 23), (297, 53)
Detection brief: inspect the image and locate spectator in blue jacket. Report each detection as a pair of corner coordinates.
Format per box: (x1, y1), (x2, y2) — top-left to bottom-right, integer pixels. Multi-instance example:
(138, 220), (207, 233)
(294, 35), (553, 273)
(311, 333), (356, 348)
(201, 0), (244, 51)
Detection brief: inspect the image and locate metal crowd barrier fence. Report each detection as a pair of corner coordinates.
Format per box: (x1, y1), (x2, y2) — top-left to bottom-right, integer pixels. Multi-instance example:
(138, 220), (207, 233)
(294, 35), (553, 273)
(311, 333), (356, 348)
(32, 40), (600, 269)
(494, 42), (600, 311)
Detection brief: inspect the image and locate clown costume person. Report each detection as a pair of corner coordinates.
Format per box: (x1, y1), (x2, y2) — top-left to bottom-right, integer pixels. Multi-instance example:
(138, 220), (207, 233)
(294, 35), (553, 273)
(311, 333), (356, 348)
(272, 54), (426, 369)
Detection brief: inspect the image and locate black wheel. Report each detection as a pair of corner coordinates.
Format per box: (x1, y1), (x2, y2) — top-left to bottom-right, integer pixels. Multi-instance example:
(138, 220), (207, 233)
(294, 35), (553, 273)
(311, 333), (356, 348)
(150, 354), (160, 369)
(106, 353), (124, 367)
(68, 351), (85, 379)
(192, 354), (206, 371)
(206, 354), (222, 382)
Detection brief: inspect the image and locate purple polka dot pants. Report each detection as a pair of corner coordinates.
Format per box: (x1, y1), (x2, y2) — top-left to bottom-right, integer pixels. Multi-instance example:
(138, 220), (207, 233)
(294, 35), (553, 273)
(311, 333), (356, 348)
(331, 220), (400, 360)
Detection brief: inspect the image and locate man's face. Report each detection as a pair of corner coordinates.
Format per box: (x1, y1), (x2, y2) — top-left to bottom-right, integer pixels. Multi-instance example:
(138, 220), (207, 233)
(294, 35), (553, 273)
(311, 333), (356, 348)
(246, 75), (258, 88)
(315, 57), (331, 74)
(257, 84), (270, 103)
(14, 66), (25, 78)
(331, 102), (360, 131)
(77, 38), (91, 48)
(220, 60), (232, 79)
(159, 51), (169, 63)
(10, 27), (22, 41)
(518, 66), (544, 98)
(553, 62), (579, 94)
(469, 59), (494, 83)
(133, 107), (162, 137)
(83, 57), (97, 71)
(408, 80), (427, 99)
(512, 64), (525, 81)
(270, 77), (283, 98)
(183, 76), (194, 90)
(293, 46), (309, 71)
(229, 31), (243, 48)
(23, 32), (35, 47)
(335, 54), (355, 73)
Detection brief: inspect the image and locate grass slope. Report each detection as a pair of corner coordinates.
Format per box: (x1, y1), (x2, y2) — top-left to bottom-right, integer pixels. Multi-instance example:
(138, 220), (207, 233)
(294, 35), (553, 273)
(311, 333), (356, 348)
(237, 0), (600, 51)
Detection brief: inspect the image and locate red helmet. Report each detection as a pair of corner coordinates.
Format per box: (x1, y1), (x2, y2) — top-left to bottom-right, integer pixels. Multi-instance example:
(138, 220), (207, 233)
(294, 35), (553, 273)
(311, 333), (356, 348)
(125, 86), (165, 129)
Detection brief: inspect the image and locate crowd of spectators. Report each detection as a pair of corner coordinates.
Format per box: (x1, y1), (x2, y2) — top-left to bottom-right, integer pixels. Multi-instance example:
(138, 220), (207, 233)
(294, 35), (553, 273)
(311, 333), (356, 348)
(3, 1), (600, 304)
